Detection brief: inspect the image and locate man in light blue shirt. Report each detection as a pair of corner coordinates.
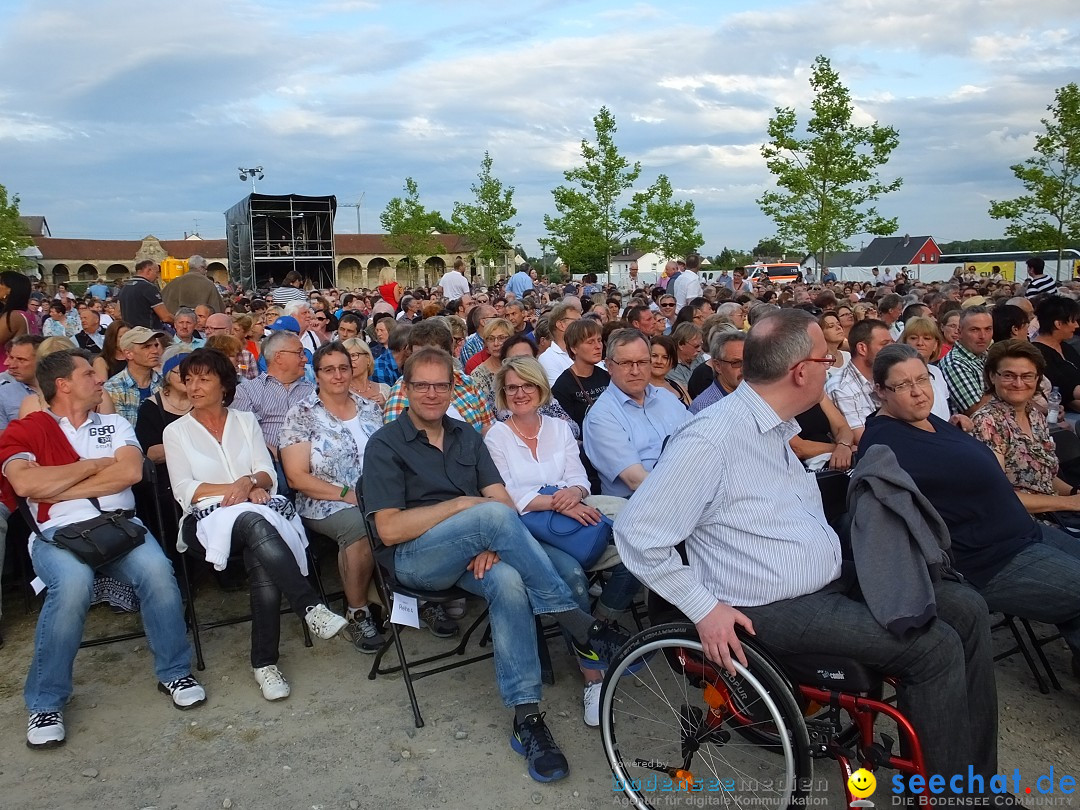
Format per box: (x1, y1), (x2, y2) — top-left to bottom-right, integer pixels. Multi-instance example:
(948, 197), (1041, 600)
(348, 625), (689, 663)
(583, 329), (689, 497)
(505, 263), (535, 299)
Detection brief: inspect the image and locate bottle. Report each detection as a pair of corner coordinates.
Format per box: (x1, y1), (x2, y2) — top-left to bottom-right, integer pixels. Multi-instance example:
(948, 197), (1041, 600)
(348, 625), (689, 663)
(1048, 387), (1062, 425)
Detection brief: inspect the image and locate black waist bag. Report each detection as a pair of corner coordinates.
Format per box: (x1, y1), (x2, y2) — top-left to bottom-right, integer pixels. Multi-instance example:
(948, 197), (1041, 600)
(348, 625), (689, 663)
(24, 497), (146, 570)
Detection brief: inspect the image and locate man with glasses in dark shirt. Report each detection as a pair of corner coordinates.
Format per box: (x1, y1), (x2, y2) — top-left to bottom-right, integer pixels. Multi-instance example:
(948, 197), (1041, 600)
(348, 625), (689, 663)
(363, 347), (633, 784)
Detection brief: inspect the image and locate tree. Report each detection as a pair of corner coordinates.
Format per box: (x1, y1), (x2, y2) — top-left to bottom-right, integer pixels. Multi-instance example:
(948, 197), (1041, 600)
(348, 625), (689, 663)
(451, 152), (518, 285)
(544, 107), (646, 277)
(752, 237), (788, 258)
(379, 177), (443, 283)
(988, 83), (1080, 278)
(626, 174), (702, 260)
(0, 182), (32, 271)
(758, 55), (902, 270)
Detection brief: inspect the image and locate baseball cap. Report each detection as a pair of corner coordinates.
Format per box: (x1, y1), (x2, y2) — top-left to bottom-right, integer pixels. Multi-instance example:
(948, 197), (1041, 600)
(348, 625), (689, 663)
(119, 326), (168, 350)
(268, 316), (301, 333)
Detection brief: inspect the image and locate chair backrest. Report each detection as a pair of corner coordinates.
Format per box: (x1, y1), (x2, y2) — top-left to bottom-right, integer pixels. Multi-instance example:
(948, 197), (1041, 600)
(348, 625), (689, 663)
(356, 482), (399, 582)
(815, 468), (850, 530)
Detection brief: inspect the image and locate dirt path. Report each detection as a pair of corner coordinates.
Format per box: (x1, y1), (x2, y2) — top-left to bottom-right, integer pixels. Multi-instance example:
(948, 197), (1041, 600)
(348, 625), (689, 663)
(0, 600), (1077, 810)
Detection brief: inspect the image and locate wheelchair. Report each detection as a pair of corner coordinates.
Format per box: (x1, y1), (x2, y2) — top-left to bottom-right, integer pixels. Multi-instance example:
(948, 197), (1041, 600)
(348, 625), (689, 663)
(599, 608), (930, 808)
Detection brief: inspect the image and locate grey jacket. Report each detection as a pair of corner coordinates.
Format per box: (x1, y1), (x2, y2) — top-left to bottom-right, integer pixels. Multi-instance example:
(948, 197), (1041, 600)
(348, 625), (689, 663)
(847, 444), (952, 638)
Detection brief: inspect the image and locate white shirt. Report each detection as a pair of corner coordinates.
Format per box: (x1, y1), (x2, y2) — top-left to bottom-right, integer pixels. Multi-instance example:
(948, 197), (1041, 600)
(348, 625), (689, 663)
(438, 270), (471, 299)
(927, 364), (951, 422)
(673, 270), (703, 310)
(484, 418), (589, 513)
(538, 342), (573, 386)
(613, 383), (842, 621)
(2, 412), (140, 533)
(163, 409), (277, 513)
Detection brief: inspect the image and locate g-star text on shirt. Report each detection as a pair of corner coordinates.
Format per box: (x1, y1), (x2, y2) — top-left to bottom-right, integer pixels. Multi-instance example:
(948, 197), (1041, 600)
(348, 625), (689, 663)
(89, 424), (115, 446)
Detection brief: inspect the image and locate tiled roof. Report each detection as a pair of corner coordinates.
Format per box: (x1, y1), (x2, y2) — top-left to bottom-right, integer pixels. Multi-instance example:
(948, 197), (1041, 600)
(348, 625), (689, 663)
(33, 237), (227, 262)
(855, 236), (936, 267)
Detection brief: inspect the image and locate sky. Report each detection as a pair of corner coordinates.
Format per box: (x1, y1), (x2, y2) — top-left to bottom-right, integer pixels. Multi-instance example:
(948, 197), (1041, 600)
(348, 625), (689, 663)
(1, 0), (1078, 258)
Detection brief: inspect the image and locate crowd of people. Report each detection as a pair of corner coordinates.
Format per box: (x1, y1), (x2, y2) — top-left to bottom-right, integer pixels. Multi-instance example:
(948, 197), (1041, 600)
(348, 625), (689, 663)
(0, 250), (1078, 792)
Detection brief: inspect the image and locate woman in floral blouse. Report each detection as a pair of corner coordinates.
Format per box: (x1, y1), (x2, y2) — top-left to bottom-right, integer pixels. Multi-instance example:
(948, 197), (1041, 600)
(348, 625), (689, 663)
(280, 341), (386, 654)
(971, 339), (1080, 517)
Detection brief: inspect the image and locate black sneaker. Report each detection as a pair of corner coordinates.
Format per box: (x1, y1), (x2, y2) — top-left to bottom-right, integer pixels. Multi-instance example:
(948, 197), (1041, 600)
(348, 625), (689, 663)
(572, 620), (637, 672)
(343, 607), (386, 654)
(510, 712), (569, 782)
(419, 602), (459, 639)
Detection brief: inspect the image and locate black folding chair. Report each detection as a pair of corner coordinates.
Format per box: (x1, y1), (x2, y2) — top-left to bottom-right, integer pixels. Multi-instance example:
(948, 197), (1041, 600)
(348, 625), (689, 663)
(359, 487), (492, 728)
(176, 504), (313, 672)
(17, 457), (167, 649)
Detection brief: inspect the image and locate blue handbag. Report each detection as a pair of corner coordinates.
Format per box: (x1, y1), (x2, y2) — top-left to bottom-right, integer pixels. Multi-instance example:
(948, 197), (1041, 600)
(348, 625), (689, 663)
(519, 486), (613, 568)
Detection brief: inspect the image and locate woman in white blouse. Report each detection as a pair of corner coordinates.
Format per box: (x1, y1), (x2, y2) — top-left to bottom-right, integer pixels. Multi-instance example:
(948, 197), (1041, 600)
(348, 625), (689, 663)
(483, 356), (641, 728)
(163, 348), (347, 702)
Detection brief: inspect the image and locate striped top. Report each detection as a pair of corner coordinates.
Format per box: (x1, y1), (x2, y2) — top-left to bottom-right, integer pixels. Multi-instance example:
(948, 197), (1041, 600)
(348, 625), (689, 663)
(613, 382), (842, 621)
(1024, 273), (1057, 299)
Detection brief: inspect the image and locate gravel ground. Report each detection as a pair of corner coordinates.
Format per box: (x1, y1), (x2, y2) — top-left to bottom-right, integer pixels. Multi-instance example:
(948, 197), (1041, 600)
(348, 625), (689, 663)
(0, 590), (1077, 810)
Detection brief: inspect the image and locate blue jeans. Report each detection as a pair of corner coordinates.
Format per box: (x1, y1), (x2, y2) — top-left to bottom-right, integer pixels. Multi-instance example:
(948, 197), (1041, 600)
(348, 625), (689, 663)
(978, 523), (1080, 657)
(394, 501), (580, 708)
(26, 524), (193, 713)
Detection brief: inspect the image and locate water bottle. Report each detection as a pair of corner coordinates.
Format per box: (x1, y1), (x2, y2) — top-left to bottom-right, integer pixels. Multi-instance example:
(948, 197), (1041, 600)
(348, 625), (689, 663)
(1048, 387), (1062, 425)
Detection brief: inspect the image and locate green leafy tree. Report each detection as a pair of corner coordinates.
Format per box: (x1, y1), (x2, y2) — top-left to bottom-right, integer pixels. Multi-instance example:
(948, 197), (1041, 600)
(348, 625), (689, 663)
(758, 55), (902, 270)
(989, 83), (1080, 278)
(451, 152), (519, 285)
(0, 183), (32, 270)
(626, 174), (702, 259)
(544, 107), (646, 277)
(379, 177), (443, 283)
(752, 237), (788, 258)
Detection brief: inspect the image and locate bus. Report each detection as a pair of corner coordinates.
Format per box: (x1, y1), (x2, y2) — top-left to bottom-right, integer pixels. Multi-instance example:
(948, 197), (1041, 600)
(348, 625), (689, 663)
(933, 249), (1080, 283)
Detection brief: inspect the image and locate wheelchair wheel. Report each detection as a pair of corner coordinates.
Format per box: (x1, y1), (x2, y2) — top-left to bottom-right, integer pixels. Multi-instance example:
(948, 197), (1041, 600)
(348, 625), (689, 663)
(601, 622), (812, 810)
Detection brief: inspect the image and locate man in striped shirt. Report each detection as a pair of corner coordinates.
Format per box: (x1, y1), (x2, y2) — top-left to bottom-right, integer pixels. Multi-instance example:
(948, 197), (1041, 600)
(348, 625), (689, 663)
(614, 309), (998, 782)
(1024, 256), (1057, 299)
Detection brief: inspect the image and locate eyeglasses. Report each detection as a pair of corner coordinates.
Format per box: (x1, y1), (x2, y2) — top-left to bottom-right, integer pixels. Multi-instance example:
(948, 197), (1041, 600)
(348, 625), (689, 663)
(717, 359), (743, 369)
(881, 375), (932, 394)
(608, 359), (651, 371)
(316, 364), (351, 375)
(660, 302), (676, 308)
(504, 382), (539, 396)
(349, 352), (364, 359)
(993, 371), (1038, 384)
(408, 381), (452, 394)
(277, 349), (306, 359)
(789, 354), (836, 370)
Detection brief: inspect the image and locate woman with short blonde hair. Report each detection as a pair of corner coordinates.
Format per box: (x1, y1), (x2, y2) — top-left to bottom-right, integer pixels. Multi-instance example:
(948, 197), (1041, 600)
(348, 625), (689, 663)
(494, 355), (552, 412)
(343, 336), (388, 405)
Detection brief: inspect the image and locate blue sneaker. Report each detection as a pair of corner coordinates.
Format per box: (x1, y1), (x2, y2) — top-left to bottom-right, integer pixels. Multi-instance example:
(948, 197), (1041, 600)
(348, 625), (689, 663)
(572, 620), (639, 672)
(511, 713), (569, 782)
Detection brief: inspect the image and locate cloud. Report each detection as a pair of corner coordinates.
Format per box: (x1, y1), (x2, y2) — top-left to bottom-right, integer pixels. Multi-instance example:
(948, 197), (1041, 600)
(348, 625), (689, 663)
(1, 0), (1078, 252)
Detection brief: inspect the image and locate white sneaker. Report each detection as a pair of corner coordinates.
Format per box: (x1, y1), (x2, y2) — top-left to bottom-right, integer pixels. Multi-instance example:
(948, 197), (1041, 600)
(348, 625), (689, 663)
(27, 711), (66, 749)
(253, 665), (291, 701)
(583, 682), (602, 728)
(304, 604), (348, 640)
(158, 674), (207, 710)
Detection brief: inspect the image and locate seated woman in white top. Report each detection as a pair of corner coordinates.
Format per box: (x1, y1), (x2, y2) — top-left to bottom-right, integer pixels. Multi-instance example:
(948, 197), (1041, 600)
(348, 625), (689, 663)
(163, 348), (347, 703)
(483, 356), (641, 728)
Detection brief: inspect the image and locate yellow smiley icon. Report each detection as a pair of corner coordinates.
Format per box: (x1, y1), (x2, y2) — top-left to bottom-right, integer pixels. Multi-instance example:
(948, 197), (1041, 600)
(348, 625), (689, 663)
(848, 768), (877, 799)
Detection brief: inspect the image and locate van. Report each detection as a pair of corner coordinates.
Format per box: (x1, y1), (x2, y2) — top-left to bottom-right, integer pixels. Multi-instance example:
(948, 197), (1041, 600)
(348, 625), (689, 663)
(744, 262), (802, 285)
